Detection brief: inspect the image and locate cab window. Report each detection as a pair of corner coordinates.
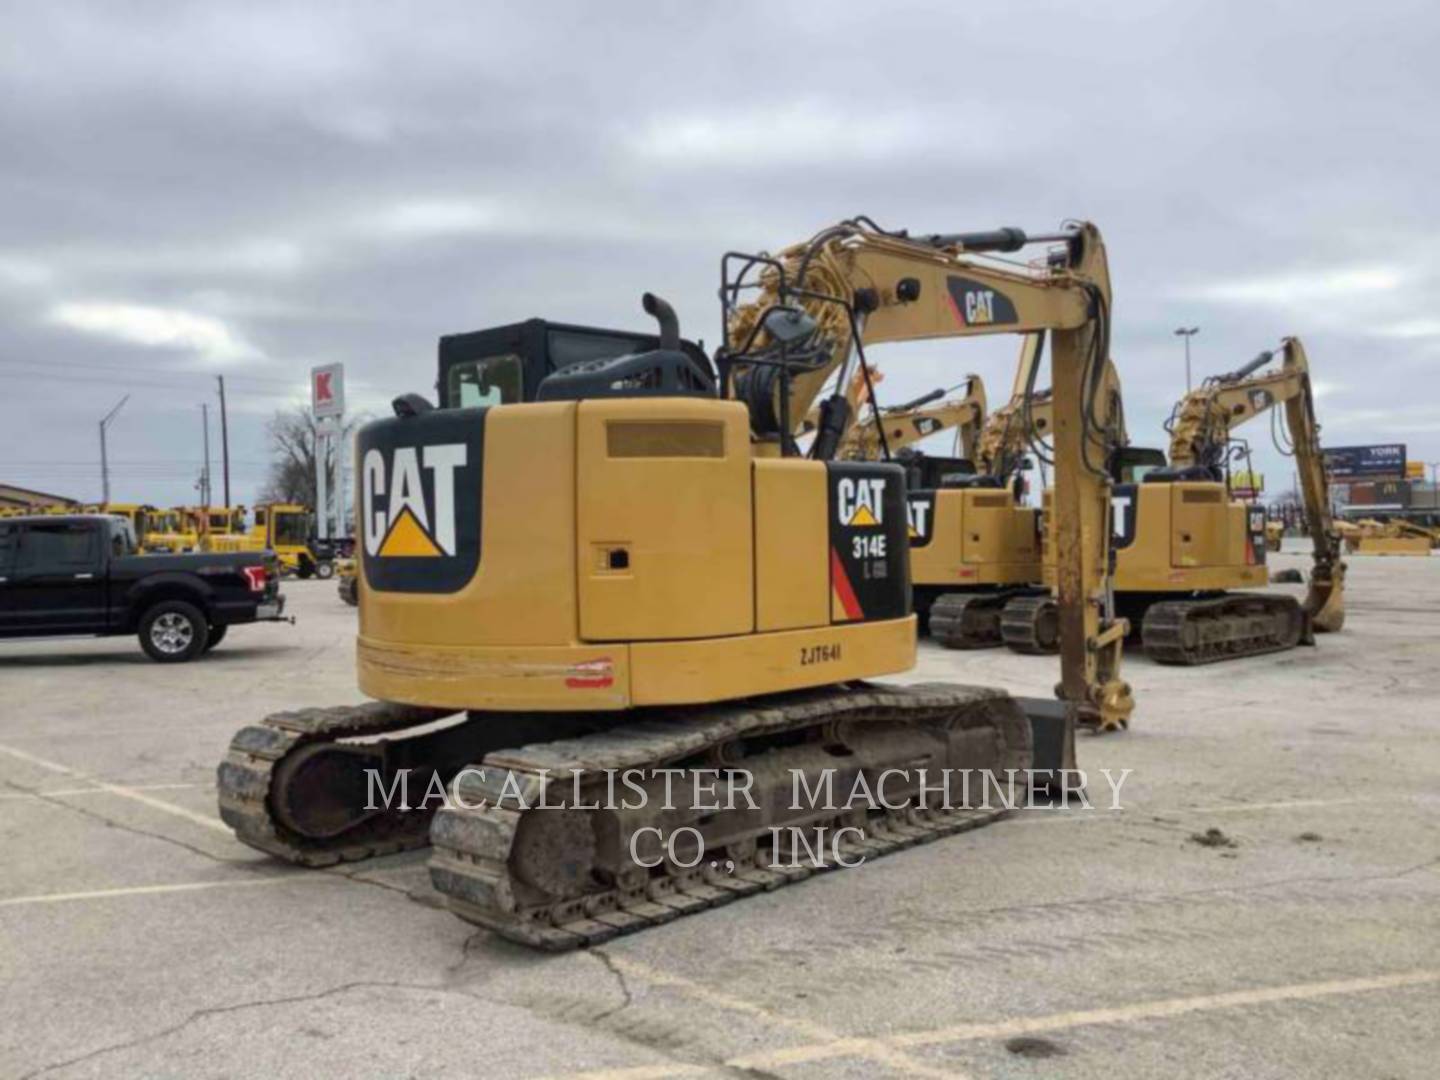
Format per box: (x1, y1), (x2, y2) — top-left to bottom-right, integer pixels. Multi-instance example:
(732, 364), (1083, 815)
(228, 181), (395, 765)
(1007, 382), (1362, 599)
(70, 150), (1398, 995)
(448, 354), (523, 408)
(17, 522), (98, 571)
(273, 512), (310, 547)
(109, 521), (135, 557)
(0, 523), (15, 574)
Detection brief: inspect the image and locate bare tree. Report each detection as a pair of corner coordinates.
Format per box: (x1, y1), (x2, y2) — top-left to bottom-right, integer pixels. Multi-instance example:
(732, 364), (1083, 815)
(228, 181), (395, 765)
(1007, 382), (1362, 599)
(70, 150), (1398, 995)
(258, 406), (362, 507)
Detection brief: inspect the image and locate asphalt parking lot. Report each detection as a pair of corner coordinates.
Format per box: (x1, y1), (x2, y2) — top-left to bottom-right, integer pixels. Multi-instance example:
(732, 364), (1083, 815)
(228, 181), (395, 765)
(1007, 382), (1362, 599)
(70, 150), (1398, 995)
(2, 546), (1437, 1080)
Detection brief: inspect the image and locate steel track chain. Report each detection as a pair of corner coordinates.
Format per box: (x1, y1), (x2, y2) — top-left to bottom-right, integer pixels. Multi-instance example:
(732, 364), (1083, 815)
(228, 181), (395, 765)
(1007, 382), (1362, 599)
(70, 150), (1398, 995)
(429, 683), (1030, 951)
(927, 593), (1007, 649)
(1141, 593), (1306, 665)
(1000, 595), (1059, 655)
(217, 701), (456, 866)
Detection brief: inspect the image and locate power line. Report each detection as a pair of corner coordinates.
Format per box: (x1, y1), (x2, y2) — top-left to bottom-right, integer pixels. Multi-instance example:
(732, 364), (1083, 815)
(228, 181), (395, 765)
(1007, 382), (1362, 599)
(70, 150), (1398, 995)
(2, 460), (272, 469)
(0, 368), (302, 399)
(0, 356), (304, 389)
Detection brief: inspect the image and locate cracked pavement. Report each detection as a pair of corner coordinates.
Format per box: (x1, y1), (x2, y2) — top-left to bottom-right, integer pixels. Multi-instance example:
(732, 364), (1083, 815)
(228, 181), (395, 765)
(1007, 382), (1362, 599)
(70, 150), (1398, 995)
(2, 549), (1439, 1079)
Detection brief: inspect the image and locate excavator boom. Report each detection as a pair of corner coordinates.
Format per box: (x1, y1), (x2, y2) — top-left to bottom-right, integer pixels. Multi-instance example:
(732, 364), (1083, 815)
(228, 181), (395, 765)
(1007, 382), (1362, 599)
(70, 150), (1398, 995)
(721, 220), (1132, 730)
(837, 375), (987, 461)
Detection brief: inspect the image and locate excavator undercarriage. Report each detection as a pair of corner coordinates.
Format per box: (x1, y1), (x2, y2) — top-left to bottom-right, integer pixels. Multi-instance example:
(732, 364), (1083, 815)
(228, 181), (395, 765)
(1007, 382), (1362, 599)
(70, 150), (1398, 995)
(220, 684), (1055, 947)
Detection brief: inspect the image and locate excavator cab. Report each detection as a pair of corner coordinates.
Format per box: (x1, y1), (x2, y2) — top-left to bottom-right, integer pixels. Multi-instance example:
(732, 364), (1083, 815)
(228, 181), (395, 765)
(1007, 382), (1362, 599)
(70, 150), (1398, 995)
(1110, 446), (1168, 485)
(438, 313), (715, 409)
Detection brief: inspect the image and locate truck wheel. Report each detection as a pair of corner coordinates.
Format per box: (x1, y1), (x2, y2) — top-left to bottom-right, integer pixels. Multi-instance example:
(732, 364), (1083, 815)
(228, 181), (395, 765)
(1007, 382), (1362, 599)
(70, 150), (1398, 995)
(297, 558), (314, 580)
(139, 600), (209, 663)
(204, 623), (229, 652)
(314, 560), (335, 580)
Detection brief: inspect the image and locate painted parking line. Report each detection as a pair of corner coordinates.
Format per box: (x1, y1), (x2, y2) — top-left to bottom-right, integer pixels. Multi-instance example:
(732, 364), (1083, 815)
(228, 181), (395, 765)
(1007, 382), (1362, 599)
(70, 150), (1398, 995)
(546, 968), (1440, 1079)
(591, 954), (969, 1080)
(0, 743), (227, 834)
(887, 968), (1440, 1050)
(0, 876), (316, 908)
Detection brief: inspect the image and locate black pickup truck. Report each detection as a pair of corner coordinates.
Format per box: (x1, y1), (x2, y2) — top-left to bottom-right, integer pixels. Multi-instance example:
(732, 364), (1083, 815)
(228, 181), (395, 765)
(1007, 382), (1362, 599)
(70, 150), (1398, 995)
(0, 514), (287, 662)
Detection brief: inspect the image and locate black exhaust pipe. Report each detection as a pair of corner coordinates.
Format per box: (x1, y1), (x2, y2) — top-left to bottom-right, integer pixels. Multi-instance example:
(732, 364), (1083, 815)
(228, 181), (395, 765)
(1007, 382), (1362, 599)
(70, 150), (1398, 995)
(642, 292), (680, 352)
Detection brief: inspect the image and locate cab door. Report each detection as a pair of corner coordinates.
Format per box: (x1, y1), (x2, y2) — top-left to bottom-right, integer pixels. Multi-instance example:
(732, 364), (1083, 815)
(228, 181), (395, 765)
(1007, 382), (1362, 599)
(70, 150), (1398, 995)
(8, 520), (107, 634)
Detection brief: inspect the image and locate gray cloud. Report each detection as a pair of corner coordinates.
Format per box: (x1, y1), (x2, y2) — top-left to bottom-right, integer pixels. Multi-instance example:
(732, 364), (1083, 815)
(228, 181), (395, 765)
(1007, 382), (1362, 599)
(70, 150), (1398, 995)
(2, 0), (1437, 506)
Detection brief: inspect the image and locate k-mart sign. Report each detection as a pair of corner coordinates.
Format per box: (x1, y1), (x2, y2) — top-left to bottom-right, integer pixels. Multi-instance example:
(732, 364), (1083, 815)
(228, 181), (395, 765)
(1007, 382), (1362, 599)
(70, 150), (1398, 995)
(311, 363), (344, 419)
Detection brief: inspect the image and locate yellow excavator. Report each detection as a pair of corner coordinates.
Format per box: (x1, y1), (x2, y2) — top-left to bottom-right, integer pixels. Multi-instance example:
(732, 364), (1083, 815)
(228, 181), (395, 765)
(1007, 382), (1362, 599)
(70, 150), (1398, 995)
(1265, 519), (1286, 552)
(832, 365), (1041, 648)
(840, 334), (1126, 652)
(926, 340), (1128, 650)
(835, 373), (987, 464)
(1013, 337), (1344, 663)
(218, 219), (1133, 950)
(1341, 518), (1433, 556)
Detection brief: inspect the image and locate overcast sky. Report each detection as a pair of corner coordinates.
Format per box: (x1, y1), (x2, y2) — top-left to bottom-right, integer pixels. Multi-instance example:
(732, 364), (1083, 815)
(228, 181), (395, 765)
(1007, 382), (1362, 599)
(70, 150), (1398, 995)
(3, 0), (1437, 509)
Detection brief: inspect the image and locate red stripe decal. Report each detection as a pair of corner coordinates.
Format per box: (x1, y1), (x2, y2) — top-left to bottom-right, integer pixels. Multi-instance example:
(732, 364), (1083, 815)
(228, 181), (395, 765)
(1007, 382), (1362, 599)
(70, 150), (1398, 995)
(830, 547), (865, 621)
(565, 659), (615, 689)
(944, 288), (967, 327)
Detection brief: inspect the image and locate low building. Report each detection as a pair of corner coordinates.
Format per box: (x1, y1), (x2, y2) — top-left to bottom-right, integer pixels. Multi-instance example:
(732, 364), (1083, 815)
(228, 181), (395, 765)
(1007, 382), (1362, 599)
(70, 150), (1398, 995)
(0, 484), (82, 512)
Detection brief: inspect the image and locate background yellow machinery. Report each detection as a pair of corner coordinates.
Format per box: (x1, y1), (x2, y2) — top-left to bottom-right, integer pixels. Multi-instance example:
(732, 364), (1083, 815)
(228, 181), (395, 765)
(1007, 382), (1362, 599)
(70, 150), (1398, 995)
(835, 371), (987, 464)
(839, 334), (1129, 654)
(1019, 337), (1344, 663)
(207, 503), (335, 578)
(219, 219), (1133, 951)
(1341, 518), (1433, 556)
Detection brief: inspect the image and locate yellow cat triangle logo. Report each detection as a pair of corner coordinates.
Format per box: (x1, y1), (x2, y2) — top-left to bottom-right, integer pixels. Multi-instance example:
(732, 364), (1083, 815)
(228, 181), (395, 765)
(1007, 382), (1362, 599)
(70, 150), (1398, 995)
(379, 507), (443, 557)
(846, 504), (879, 527)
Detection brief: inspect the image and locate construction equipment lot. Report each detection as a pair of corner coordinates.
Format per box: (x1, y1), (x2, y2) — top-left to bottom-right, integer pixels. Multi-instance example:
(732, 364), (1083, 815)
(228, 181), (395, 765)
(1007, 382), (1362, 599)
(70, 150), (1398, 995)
(2, 547), (1436, 1080)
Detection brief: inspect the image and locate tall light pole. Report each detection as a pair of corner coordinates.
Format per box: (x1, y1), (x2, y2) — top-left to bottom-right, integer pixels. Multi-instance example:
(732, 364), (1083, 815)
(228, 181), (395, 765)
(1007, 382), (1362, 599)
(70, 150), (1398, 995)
(217, 375), (231, 507)
(200, 403), (212, 509)
(99, 394), (130, 506)
(1174, 326), (1200, 392)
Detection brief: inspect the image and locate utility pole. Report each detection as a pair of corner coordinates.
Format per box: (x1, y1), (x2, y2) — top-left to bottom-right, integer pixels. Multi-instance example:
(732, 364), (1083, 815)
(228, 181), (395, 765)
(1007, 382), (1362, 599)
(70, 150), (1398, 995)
(1174, 326), (1200, 392)
(98, 394), (130, 506)
(217, 375), (231, 507)
(200, 403), (212, 509)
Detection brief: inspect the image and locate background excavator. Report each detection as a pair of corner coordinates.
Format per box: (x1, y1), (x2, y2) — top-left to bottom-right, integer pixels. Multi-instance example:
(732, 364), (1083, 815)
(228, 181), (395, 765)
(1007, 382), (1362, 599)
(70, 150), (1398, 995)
(218, 218), (1133, 951)
(1340, 518), (1434, 556)
(928, 341), (1129, 651)
(837, 334), (1129, 654)
(1017, 337), (1344, 663)
(835, 372), (987, 466)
